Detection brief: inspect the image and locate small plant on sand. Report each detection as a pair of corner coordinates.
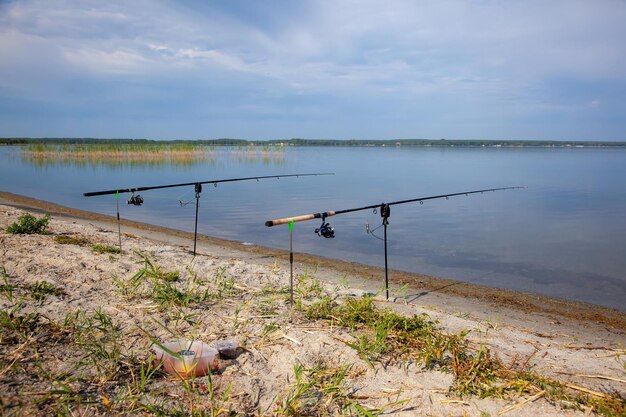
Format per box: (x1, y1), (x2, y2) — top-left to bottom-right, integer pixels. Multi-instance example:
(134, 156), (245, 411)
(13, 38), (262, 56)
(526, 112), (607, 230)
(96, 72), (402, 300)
(75, 308), (125, 384)
(54, 234), (91, 246)
(214, 266), (236, 298)
(6, 213), (50, 234)
(92, 243), (121, 254)
(260, 276), (289, 296)
(115, 253), (222, 309)
(0, 306), (41, 341)
(278, 362), (349, 416)
(0, 265), (15, 302)
(260, 321), (280, 339)
(296, 267), (324, 299)
(335, 273), (349, 291)
(25, 280), (65, 305)
(277, 362), (391, 416)
(137, 251), (180, 282)
(0, 272), (64, 306)
(151, 279), (197, 307)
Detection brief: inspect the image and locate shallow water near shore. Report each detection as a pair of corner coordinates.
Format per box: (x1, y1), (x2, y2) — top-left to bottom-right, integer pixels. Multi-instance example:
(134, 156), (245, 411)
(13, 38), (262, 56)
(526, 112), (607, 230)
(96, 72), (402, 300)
(1, 145), (625, 311)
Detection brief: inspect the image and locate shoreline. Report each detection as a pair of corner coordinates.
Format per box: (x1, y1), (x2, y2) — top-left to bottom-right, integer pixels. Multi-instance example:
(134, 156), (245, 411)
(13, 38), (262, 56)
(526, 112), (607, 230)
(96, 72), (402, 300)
(1, 190), (624, 331)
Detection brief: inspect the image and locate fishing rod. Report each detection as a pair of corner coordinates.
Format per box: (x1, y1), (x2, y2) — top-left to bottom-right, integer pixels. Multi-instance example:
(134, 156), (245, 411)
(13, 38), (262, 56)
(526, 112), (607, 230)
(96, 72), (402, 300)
(84, 172), (334, 255)
(266, 186), (524, 300)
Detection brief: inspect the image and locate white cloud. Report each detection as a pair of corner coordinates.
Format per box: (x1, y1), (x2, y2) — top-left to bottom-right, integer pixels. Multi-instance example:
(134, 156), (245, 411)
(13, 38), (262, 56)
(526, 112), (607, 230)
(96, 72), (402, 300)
(1, 0), (625, 139)
(63, 48), (151, 74)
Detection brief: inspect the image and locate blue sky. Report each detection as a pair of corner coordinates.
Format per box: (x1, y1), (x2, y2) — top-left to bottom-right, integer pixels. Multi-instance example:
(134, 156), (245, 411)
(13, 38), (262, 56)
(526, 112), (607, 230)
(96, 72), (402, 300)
(1, 0), (625, 140)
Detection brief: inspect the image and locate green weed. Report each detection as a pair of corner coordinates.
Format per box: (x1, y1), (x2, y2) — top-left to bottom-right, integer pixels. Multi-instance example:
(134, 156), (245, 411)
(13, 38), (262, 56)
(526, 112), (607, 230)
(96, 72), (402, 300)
(0, 274), (64, 306)
(295, 267), (324, 299)
(151, 279), (199, 307)
(0, 307), (41, 341)
(26, 280), (65, 305)
(75, 309), (125, 384)
(6, 213), (50, 234)
(261, 321), (280, 338)
(302, 294), (626, 416)
(277, 362), (387, 416)
(135, 252), (179, 281)
(116, 254), (242, 310)
(0, 265), (15, 302)
(214, 266), (236, 298)
(92, 243), (121, 254)
(54, 234), (91, 246)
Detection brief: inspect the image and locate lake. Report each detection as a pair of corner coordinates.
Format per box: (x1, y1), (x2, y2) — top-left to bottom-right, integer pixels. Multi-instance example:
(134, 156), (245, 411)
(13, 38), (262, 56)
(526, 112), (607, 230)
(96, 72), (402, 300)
(1, 145), (625, 311)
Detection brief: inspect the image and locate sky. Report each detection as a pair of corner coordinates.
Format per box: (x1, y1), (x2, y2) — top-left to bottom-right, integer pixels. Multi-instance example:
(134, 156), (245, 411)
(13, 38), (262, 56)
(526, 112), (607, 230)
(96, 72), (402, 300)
(1, 0), (625, 141)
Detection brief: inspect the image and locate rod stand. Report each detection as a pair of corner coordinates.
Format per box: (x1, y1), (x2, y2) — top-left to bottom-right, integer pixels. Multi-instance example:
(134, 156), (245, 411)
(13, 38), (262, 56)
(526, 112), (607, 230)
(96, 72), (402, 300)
(380, 203), (390, 300)
(290, 226), (294, 306)
(116, 196), (122, 252)
(193, 183), (202, 256)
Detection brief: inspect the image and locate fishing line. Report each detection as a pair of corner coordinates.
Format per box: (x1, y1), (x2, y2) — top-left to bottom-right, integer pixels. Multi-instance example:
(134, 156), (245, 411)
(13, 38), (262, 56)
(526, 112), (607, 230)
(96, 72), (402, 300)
(84, 172), (334, 255)
(365, 222), (384, 241)
(177, 188), (196, 207)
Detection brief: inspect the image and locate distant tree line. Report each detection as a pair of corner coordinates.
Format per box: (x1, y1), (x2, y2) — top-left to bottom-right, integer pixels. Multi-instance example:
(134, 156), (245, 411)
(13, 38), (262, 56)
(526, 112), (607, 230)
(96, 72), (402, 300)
(1, 137), (625, 148)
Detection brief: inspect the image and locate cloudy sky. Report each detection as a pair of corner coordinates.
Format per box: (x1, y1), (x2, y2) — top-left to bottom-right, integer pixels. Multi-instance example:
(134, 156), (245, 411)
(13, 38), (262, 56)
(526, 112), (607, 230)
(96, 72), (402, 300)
(1, 0), (625, 140)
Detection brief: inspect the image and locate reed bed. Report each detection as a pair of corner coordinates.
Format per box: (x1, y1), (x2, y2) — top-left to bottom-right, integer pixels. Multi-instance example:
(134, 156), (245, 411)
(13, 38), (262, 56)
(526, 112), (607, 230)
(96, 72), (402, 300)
(20, 143), (286, 167)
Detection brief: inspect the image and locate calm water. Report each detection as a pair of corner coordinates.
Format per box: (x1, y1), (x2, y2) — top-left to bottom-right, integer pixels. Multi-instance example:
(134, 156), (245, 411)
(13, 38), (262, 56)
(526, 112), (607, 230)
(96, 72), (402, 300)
(1, 145), (625, 311)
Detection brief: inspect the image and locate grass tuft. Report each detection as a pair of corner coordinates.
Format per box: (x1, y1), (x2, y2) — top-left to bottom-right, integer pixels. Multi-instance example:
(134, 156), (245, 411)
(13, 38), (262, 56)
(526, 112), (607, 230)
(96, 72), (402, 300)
(301, 293), (626, 416)
(6, 213), (50, 234)
(92, 243), (121, 254)
(54, 234), (91, 246)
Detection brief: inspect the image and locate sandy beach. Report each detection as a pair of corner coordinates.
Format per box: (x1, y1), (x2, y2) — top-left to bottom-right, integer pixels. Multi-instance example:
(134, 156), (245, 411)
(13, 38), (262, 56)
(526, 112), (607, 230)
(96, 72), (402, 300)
(1, 192), (624, 416)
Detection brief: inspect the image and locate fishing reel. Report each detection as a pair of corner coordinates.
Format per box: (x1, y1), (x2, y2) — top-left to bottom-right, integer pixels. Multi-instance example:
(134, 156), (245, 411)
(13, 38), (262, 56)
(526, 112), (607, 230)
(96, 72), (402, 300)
(315, 215), (335, 238)
(128, 193), (144, 206)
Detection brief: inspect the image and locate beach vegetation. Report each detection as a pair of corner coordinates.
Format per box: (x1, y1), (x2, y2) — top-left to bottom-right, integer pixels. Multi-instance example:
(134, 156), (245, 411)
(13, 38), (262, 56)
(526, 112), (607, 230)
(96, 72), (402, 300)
(3, 226), (624, 416)
(75, 309), (125, 384)
(277, 361), (401, 416)
(0, 307), (41, 341)
(151, 278), (202, 308)
(27, 280), (65, 305)
(113, 253), (241, 310)
(213, 266), (236, 298)
(0, 265), (14, 302)
(0, 270), (64, 306)
(260, 321), (279, 339)
(299, 292), (626, 416)
(54, 234), (91, 246)
(92, 243), (122, 254)
(6, 212), (50, 234)
(135, 251), (180, 281)
(260, 275), (289, 296)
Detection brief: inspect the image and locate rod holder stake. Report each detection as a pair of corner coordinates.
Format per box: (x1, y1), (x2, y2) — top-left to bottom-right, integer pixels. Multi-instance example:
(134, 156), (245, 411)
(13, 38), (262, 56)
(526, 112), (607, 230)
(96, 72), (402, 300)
(381, 203), (390, 300)
(193, 183), (202, 256)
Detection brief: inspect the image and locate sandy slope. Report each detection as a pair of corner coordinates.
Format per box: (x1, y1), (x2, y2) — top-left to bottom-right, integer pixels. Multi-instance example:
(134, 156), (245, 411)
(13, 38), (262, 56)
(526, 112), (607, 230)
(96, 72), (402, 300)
(0, 198), (624, 416)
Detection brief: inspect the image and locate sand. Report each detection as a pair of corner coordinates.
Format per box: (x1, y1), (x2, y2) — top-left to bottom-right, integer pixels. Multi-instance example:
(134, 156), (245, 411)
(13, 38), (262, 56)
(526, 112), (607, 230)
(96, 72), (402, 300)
(0, 193), (624, 416)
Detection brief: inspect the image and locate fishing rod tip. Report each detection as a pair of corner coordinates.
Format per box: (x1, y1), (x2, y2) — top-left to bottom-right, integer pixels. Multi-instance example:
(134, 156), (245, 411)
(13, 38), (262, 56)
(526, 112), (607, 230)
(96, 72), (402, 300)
(265, 220), (274, 227)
